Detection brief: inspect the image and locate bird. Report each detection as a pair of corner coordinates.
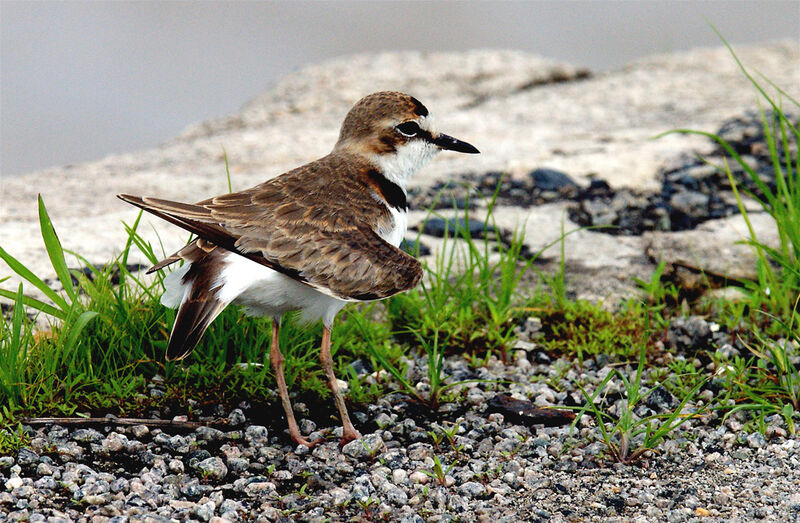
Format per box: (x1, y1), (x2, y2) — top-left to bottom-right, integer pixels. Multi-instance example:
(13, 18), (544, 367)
(118, 91), (479, 447)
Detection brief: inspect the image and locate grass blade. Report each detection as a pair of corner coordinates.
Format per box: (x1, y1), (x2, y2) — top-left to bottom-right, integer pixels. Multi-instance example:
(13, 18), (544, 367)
(38, 195), (77, 302)
(62, 311), (100, 356)
(0, 289), (65, 319)
(0, 245), (69, 313)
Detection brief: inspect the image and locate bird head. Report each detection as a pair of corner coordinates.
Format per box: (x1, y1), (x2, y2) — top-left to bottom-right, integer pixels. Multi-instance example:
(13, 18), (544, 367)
(334, 91), (479, 188)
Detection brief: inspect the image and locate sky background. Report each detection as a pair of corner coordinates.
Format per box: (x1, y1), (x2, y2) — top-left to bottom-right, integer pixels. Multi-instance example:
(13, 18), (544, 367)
(2, 0), (798, 176)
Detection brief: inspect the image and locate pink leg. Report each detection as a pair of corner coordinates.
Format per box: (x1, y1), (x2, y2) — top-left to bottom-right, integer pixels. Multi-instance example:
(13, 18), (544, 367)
(269, 319), (320, 448)
(319, 325), (361, 445)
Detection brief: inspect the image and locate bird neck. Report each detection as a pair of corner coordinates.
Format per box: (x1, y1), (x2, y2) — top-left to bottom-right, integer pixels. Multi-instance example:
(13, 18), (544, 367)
(367, 140), (439, 192)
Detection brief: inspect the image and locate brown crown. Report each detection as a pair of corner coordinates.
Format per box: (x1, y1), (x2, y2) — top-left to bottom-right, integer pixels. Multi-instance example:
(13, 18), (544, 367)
(336, 91), (429, 147)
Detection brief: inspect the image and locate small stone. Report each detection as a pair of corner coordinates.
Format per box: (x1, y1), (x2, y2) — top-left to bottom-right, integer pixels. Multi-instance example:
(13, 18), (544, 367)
(195, 501), (216, 522)
(82, 494), (106, 505)
(169, 459), (185, 474)
(529, 167), (578, 191)
(646, 386), (679, 413)
(15, 449), (38, 467)
(243, 480), (276, 498)
(72, 428), (104, 443)
(102, 433), (128, 453)
(342, 433), (383, 459)
(392, 469), (408, 485)
(196, 426), (225, 442)
(130, 425), (149, 439)
(227, 458), (249, 474)
(167, 434), (189, 452)
(244, 425), (269, 446)
(5, 476), (23, 490)
(196, 457), (228, 481)
(713, 491), (730, 504)
(409, 471), (430, 484)
(349, 359), (374, 376)
(407, 443), (433, 461)
(385, 487), (408, 506)
(228, 409), (246, 426)
(272, 470), (292, 481)
(36, 462), (53, 477)
(170, 500), (196, 510)
(299, 419), (316, 435)
(330, 487), (351, 506)
(694, 507), (711, 517)
(12, 485), (34, 499)
(34, 476), (56, 490)
(746, 432), (767, 449)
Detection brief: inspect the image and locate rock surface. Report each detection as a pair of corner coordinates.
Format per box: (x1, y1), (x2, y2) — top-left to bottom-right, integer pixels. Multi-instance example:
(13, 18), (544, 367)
(1, 42), (798, 300)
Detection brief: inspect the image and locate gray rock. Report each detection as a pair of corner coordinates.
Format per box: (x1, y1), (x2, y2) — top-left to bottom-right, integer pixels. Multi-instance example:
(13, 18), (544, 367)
(244, 425), (269, 446)
(167, 434), (189, 452)
(194, 500), (216, 521)
(329, 487), (351, 506)
(667, 316), (714, 353)
(196, 426), (225, 442)
(15, 448), (39, 467)
(228, 409), (246, 426)
(101, 432), (128, 453)
(242, 479), (276, 499)
(35, 462), (54, 476)
(385, 486), (409, 506)
(458, 481), (487, 499)
(72, 428), (104, 443)
(33, 476), (57, 490)
(646, 385), (679, 413)
(529, 168), (578, 191)
(670, 191), (710, 219)
(342, 433), (383, 459)
(226, 458), (249, 474)
(299, 419), (316, 435)
(746, 432), (767, 449)
(130, 424), (150, 439)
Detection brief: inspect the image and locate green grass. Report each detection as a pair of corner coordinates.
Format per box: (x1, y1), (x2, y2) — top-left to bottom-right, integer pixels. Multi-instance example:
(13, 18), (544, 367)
(571, 340), (708, 464)
(660, 30), (799, 433)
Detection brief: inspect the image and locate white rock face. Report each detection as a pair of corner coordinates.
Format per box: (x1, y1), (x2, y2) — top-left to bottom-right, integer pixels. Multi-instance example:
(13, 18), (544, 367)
(0, 43), (797, 300)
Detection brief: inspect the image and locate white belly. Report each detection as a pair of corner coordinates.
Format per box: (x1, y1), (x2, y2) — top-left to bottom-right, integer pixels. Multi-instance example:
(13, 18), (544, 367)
(161, 252), (347, 327)
(223, 254), (347, 326)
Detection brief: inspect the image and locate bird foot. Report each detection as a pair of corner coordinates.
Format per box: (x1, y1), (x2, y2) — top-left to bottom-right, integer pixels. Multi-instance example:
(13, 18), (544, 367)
(292, 434), (324, 449)
(339, 429), (362, 447)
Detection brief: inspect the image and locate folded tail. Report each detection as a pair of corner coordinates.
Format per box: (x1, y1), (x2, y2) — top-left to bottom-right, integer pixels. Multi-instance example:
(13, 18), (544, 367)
(158, 240), (230, 361)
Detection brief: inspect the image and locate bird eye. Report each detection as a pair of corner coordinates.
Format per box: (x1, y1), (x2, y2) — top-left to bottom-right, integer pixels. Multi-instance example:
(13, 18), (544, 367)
(396, 121), (420, 137)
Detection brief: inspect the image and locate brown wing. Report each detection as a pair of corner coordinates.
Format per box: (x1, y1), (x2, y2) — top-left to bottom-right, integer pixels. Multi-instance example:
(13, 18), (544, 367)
(117, 155), (421, 301)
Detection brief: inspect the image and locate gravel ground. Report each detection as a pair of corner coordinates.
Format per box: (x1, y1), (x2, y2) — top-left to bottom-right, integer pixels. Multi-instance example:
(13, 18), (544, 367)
(2, 317), (800, 522)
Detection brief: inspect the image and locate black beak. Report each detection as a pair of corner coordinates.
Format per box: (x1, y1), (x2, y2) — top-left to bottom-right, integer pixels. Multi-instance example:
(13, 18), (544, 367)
(433, 133), (480, 154)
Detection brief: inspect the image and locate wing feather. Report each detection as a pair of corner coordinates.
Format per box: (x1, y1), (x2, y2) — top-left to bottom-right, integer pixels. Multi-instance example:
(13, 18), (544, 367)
(117, 155), (421, 301)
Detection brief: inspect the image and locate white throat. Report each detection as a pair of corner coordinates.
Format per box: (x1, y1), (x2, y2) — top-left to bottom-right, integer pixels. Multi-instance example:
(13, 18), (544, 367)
(370, 140), (439, 192)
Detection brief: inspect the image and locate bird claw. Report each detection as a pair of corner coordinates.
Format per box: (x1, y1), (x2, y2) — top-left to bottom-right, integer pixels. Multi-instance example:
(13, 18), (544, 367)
(292, 435), (324, 449)
(339, 429), (362, 448)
